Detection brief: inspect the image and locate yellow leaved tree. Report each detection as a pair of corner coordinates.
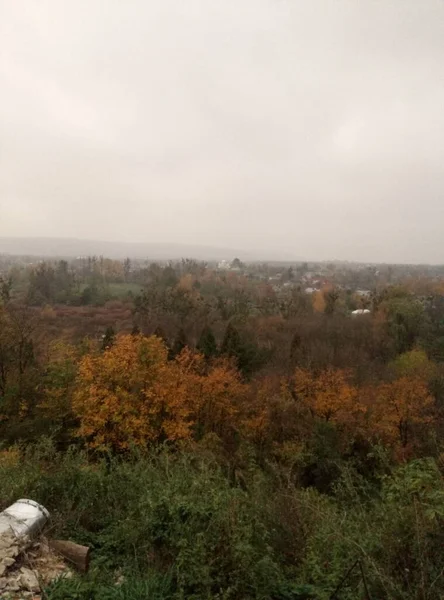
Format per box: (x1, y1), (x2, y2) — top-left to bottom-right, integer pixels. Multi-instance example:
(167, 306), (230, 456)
(293, 367), (363, 425)
(72, 334), (245, 451)
(73, 334), (194, 451)
(370, 376), (434, 450)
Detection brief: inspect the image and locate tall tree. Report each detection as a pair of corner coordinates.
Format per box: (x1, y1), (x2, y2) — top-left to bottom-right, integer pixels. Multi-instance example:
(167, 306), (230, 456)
(123, 258), (131, 282)
(197, 326), (218, 359)
(0, 304), (39, 424)
(73, 334), (194, 451)
(370, 377), (434, 449)
(293, 367), (362, 424)
(170, 328), (188, 359)
(101, 326), (115, 351)
(324, 289), (339, 316)
(0, 276), (12, 304)
(289, 332), (302, 365)
(220, 323), (265, 377)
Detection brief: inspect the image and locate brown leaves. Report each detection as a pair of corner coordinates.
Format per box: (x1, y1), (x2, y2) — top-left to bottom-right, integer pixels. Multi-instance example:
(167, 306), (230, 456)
(293, 367), (362, 424)
(72, 335), (246, 451)
(73, 335), (172, 450)
(67, 331), (438, 460)
(369, 376), (434, 449)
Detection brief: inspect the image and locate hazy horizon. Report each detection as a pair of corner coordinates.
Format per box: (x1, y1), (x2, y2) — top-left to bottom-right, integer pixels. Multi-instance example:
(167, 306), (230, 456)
(3, 234), (444, 266)
(1, 1), (444, 263)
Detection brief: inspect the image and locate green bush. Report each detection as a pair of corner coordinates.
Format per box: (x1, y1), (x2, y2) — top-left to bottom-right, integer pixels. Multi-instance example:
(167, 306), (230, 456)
(3, 440), (444, 599)
(0, 441), (301, 599)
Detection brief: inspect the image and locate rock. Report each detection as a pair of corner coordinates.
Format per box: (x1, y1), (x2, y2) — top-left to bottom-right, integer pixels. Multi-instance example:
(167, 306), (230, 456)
(0, 577), (7, 589)
(19, 567), (40, 592)
(7, 578), (20, 591)
(0, 563), (6, 577)
(2, 557), (16, 568)
(3, 545), (19, 559)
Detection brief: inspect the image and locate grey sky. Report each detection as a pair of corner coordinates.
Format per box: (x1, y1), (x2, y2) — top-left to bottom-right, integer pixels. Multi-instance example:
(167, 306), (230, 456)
(1, 0), (444, 263)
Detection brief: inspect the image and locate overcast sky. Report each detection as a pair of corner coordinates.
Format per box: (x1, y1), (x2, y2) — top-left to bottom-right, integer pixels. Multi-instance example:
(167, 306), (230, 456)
(1, 0), (444, 262)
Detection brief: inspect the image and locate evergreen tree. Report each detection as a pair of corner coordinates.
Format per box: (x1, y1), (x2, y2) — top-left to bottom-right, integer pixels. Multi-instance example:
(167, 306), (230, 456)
(325, 289), (339, 316)
(0, 276), (11, 304)
(197, 326), (218, 359)
(221, 323), (269, 377)
(290, 332), (302, 364)
(153, 325), (167, 342)
(221, 323), (242, 358)
(101, 326), (115, 351)
(169, 328), (188, 359)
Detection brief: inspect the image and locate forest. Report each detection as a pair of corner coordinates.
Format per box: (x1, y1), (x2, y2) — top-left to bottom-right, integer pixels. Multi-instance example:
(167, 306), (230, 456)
(2, 255), (444, 599)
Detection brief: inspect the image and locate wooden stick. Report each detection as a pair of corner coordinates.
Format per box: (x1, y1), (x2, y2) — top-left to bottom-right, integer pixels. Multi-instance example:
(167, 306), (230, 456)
(48, 539), (91, 573)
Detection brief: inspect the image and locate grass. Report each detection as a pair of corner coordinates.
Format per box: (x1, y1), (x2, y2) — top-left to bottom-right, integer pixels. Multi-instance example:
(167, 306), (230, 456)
(107, 283), (143, 298)
(45, 570), (174, 600)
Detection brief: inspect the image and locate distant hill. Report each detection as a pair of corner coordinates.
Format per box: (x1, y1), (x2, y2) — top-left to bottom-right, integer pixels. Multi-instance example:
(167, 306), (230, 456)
(0, 237), (251, 261)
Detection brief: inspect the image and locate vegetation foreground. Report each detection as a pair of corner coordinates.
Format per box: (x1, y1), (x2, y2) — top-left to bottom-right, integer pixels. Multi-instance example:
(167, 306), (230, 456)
(2, 258), (444, 598)
(3, 440), (444, 600)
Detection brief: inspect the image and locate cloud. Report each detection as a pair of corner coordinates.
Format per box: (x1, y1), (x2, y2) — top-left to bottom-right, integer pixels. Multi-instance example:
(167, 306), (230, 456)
(1, 0), (443, 262)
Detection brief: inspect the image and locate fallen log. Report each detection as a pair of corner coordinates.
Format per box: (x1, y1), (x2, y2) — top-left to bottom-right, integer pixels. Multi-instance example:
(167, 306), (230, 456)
(48, 539), (90, 573)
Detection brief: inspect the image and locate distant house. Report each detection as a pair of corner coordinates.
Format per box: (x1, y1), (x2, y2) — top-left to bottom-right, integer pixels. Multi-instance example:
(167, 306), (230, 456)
(351, 309), (371, 316)
(217, 260), (230, 270)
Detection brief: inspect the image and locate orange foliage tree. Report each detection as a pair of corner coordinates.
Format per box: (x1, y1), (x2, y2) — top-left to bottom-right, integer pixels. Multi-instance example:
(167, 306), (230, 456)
(73, 334), (195, 451)
(241, 376), (306, 455)
(193, 356), (247, 441)
(72, 334), (245, 451)
(370, 376), (434, 449)
(293, 367), (363, 424)
(164, 348), (246, 442)
(312, 290), (326, 313)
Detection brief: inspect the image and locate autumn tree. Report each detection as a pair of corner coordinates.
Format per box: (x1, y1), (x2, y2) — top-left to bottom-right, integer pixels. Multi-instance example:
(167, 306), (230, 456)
(240, 376), (302, 453)
(391, 348), (436, 380)
(370, 377), (434, 449)
(293, 367), (362, 425)
(312, 290), (326, 313)
(72, 334), (246, 452)
(73, 334), (195, 451)
(188, 353), (246, 442)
